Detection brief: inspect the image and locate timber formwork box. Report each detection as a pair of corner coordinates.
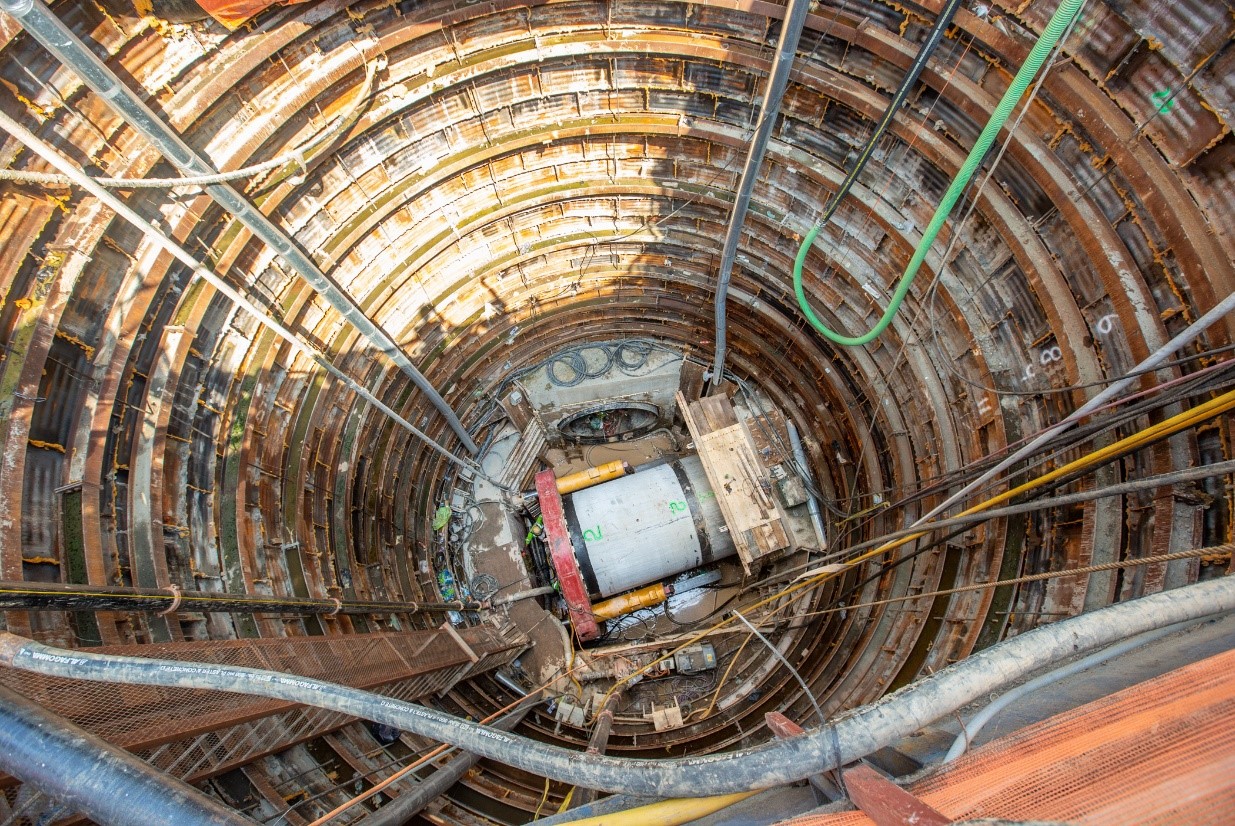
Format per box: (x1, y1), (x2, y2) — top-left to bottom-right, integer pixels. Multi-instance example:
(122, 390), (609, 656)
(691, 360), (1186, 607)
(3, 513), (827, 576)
(0, 626), (524, 786)
(677, 392), (793, 573)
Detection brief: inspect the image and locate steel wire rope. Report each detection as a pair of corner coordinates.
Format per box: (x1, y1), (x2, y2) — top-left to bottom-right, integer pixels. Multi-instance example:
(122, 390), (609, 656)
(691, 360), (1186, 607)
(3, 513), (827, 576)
(838, 458), (1235, 562)
(793, 0), (1087, 347)
(914, 0), (1101, 397)
(750, 386), (1235, 636)
(0, 52), (380, 189)
(779, 21), (984, 529)
(732, 609), (826, 725)
(826, 349), (1235, 551)
(833, 11), (1226, 545)
(735, 453), (1235, 600)
(876, 52), (1062, 400)
(756, 545), (1232, 628)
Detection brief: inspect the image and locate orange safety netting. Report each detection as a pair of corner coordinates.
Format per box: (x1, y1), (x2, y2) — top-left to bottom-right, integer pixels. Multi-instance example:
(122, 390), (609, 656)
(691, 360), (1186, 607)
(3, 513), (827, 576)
(197, 0), (313, 29)
(782, 645), (1235, 825)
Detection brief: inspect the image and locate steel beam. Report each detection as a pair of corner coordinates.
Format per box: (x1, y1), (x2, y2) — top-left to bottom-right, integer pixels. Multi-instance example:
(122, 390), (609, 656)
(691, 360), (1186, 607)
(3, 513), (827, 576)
(0, 579), (482, 615)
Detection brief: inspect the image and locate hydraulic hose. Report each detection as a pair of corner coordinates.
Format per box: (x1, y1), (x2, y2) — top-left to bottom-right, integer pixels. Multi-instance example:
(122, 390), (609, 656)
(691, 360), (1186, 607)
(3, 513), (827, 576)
(0, 683), (256, 826)
(2, 576), (1232, 798)
(532, 795), (660, 825)
(711, 0), (811, 379)
(794, 0), (1086, 346)
(551, 792), (759, 826)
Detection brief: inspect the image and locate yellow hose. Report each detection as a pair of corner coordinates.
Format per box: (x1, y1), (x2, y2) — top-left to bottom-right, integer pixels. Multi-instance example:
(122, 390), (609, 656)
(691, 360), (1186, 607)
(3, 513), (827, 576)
(548, 791), (759, 826)
(557, 461), (631, 495)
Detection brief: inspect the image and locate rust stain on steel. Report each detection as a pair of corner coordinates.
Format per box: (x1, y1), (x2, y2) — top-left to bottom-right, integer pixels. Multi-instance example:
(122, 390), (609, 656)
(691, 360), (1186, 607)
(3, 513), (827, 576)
(129, 326), (192, 595)
(0, 245), (83, 639)
(1051, 63), (1235, 341)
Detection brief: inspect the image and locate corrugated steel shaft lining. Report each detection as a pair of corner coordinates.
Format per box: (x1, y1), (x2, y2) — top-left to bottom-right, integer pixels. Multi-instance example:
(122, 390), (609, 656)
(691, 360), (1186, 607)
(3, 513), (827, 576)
(0, 0), (1230, 813)
(0, 0), (478, 456)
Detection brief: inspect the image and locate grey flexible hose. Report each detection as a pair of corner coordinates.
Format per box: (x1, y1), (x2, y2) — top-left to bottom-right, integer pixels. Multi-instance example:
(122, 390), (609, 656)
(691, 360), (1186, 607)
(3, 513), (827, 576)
(2, 576), (1232, 798)
(942, 619), (1202, 762)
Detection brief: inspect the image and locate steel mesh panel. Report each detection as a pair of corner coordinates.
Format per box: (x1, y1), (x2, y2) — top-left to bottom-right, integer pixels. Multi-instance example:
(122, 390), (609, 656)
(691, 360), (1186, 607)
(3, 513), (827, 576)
(781, 647), (1235, 825)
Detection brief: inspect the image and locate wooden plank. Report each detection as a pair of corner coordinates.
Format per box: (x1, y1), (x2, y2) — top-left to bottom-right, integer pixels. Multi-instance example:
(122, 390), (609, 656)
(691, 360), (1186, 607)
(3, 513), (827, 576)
(677, 391), (791, 571)
(747, 409), (790, 466)
(677, 360), (708, 403)
(243, 765), (310, 825)
(694, 394), (739, 432)
(699, 426), (772, 531)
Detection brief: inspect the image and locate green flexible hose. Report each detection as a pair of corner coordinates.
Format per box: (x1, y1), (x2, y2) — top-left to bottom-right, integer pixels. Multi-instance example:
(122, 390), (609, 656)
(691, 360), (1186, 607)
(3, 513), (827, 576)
(794, 0), (1086, 347)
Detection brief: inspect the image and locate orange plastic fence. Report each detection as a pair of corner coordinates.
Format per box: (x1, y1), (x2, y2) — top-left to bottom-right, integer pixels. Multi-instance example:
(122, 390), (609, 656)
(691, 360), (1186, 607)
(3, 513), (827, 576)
(782, 645), (1235, 825)
(197, 0), (312, 28)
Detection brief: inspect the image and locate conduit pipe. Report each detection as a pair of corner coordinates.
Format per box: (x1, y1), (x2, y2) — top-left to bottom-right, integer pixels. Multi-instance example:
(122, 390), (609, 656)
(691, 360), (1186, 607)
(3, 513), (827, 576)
(0, 683), (256, 826)
(941, 618), (1205, 763)
(0, 0), (478, 455)
(2, 577), (1232, 798)
(569, 690), (623, 809)
(492, 586), (557, 607)
(825, 387), (1235, 586)
(711, 0), (810, 379)
(916, 286), (1235, 528)
(794, 0), (1085, 346)
(840, 458), (1235, 557)
(0, 579), (482, 615)
(0, 109), (480, 476)
(787, 420), (828, 549)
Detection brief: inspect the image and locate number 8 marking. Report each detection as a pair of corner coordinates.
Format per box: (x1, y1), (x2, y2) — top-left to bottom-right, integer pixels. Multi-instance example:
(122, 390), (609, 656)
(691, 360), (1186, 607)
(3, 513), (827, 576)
(1039, 346), (1062, 365)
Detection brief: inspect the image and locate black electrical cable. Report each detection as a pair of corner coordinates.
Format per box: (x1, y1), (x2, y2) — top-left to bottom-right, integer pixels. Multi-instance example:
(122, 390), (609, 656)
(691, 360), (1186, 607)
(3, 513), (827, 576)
(811, 444), (1235, 624)
(799, 0), (966, 241)
(836, 362), (1235, 543)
